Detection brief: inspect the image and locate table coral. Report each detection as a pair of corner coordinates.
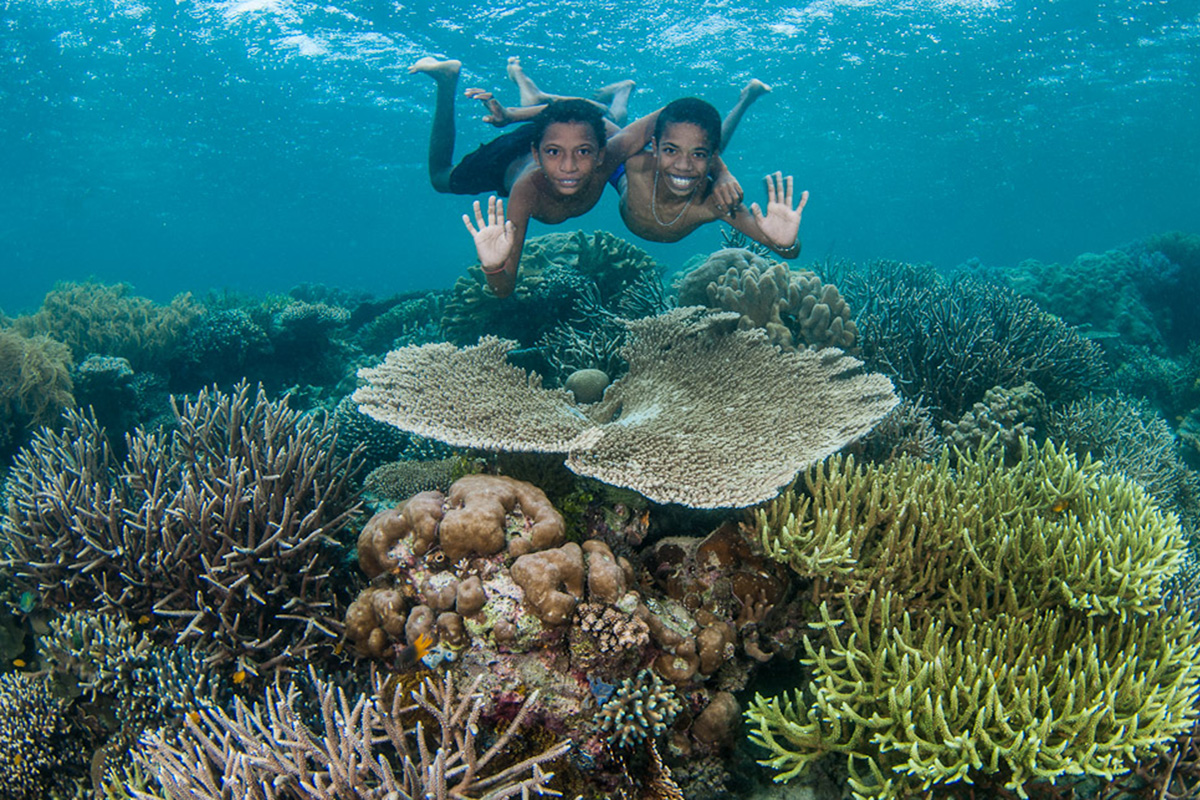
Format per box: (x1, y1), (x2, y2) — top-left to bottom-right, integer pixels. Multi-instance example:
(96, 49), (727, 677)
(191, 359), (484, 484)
(355, 307), (897, 508)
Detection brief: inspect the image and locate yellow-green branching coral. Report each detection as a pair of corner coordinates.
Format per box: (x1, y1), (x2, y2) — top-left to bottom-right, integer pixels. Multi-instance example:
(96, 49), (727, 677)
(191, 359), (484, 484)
(747, 440), (1200, 799)
(754, 439), (1184, 619)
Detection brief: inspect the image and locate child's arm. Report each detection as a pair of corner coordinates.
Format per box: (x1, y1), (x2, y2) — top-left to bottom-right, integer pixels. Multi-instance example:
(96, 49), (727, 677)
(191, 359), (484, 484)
(726, 172), (809, 259)
(603, 109), (664, 162)
(708, 155), (744, 215)
(462, 190), (533, 298)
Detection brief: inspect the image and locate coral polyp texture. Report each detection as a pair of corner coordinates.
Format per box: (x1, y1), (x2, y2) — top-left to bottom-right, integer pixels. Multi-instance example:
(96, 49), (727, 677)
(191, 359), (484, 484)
(0, 382), (361, 673)
(745, 440), (1200, 800)
(355, 306), (898, 508)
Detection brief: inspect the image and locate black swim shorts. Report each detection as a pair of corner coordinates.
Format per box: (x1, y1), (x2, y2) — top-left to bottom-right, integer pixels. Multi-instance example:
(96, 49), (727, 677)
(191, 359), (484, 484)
(447, 124), (537, 197)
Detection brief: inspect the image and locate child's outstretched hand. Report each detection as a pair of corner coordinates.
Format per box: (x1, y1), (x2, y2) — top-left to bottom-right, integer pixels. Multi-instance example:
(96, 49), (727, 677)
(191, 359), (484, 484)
(750, 172), (808, 250)
(463, 196), (515, 274)
(464, 87), (514, 127)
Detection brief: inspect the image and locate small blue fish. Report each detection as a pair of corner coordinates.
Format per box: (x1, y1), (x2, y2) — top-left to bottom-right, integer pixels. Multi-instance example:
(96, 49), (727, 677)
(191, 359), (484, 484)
(17, 592), (35, 614)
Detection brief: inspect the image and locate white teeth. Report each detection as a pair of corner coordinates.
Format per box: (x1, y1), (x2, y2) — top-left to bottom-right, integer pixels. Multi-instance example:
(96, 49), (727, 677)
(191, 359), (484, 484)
(668, 175), (693, 187)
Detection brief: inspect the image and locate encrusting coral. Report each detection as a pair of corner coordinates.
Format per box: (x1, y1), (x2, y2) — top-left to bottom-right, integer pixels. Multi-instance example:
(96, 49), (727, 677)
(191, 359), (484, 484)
(0, 382), (361, 673)
(745, 439), (1200, 799)
(355, 307), (898, 508)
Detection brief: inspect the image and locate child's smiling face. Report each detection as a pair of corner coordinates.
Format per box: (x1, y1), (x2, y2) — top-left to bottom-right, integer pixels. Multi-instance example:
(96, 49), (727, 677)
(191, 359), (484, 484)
(653, 122), (714, 198)
(534, 121), (603, 196)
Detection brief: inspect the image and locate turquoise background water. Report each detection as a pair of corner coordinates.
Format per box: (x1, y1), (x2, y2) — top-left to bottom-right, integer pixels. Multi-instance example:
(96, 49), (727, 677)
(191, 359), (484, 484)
(2, 0), (1197, 313)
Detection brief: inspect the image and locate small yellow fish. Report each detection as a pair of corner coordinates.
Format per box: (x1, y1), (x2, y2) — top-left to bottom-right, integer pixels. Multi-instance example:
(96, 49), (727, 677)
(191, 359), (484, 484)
(233, 670), (247, 685)
(138, 615), (152, 625)
(12, 659), (26, 668)
(1050, 499), (1070, 513)
(187, 711), (201, 724)
(333, 641), (344, 656)
(395, 632), (437, 671)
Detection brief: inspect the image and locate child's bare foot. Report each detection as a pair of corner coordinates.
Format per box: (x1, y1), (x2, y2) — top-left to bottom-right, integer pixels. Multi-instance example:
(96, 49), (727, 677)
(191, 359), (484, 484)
(506, 55), (551, 106)
(592, 79), (636, 104)
(464, 87), (513, 126)
(409, 57), (461, 83)
(741, 78), (772, 102)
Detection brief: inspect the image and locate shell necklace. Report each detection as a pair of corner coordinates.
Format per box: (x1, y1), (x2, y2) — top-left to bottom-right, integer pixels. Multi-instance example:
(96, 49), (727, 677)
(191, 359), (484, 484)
(651, 165), (698, 227)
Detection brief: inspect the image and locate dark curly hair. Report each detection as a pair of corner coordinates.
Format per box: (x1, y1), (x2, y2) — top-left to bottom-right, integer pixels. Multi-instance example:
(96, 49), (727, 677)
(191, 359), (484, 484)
(531, 99), (607, 149)
(653, 97), (722, 152)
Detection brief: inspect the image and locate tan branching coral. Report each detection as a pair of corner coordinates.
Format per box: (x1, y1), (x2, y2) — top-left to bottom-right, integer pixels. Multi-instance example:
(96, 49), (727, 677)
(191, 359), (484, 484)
(355, 307), (897, 508)
(1, 383), (361, 673)
(135, 668), (571, 800)
(746, 440), (1200, 799)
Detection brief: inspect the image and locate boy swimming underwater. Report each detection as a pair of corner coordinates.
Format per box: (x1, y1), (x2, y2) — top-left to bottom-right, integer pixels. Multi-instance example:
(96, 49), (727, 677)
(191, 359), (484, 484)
(473, 62), (808, 260)
(412, 57), (684, 298)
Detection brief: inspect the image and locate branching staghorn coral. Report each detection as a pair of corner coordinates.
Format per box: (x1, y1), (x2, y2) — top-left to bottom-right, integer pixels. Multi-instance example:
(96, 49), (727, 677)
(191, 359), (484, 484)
(748, 590), (1200, 799)
(746, 440), (1200, 799)
(0, 382), (361, 673)
(836, 260), (1106, 420)
(134, 668), (571, 800)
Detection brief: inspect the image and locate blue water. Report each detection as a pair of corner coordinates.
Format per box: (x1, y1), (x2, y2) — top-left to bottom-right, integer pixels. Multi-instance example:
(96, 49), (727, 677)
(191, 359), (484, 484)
(2, 0), (1198, 314)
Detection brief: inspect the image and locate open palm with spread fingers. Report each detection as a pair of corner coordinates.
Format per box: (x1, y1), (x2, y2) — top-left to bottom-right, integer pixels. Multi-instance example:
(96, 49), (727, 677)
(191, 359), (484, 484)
(462, 196), (515, 273)
(750, 172), (808, 249)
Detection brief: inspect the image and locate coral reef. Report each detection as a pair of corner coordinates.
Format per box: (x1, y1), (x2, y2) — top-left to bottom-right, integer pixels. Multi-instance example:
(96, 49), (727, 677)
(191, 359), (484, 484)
(12, 280), (201, 369)
(1047, 393), (1200, 530)
(941, 381), (1047, 461)
(0, 672), (89, 799)
(852, 398), (941, 464)
(837, 260), (1106, 420)
(0, 327), (74, 454)
(0, 383), (361, 673)
(363, 457), (458, 504)
(677, 248), (858, 352)
(746, 440), (1199, 799)
(1125, 231), (1200, 352)
(170, 308), (272, 387)
(1005, 249), (1163, 350)
(355, 307), (898, 508)
(354, 291), (447, 355)
(134, 668), (571, 800)
(441, 229), (664, 348)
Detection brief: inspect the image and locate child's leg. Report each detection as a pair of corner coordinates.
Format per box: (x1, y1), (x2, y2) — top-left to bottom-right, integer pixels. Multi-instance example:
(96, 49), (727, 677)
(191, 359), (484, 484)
(409, 57), (462, 193)
(507, 56), (555, 106)
(593, 79), (636, 126)
(721, 79), (771, 152)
